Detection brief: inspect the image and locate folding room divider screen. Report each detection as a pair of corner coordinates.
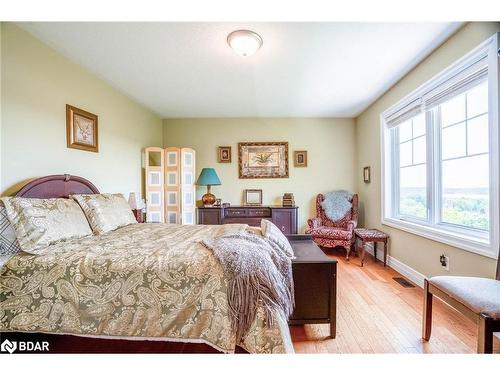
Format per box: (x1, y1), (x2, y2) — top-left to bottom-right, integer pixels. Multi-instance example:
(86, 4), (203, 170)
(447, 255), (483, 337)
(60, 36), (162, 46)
(143, 147), (196, 224)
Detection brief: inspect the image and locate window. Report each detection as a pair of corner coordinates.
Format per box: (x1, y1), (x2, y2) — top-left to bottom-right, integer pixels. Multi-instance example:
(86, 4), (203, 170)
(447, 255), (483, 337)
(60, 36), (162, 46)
(440, 82), (489, 231)
(381, 33), (499, 258)
(396, 113), (428, 220)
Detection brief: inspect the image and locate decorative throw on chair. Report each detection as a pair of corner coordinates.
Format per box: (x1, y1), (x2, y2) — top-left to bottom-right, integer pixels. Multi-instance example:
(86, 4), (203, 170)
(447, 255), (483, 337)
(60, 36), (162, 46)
(321, 190), (353, 222)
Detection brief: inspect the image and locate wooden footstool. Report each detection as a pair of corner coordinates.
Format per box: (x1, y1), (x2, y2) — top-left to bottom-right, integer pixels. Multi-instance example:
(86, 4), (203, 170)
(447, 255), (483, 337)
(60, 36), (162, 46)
(354, 228), (389, 267)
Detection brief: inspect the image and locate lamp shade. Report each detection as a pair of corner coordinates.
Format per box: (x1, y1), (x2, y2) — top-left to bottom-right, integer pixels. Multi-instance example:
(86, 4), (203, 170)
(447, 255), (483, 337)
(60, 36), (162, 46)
(196, 168), (221, 186)
(128, 192), (144, 210)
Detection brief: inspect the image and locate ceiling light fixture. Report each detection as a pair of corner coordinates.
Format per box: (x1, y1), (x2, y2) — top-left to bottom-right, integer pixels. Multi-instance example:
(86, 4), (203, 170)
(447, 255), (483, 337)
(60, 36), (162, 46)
(227, 30), (263, 57)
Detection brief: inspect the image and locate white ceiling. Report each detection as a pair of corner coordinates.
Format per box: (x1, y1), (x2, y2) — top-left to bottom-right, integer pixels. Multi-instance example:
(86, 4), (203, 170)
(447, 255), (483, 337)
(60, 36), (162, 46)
(19, 22), (462, 118)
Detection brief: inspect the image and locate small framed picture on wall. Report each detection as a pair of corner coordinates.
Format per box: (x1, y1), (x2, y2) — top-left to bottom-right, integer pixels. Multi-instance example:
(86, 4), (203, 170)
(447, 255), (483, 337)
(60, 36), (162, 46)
(66, 104), (98, 153)
(218, 146), (232, 163)
(363, 166), (371, 183)
(294, 150), (308, 167)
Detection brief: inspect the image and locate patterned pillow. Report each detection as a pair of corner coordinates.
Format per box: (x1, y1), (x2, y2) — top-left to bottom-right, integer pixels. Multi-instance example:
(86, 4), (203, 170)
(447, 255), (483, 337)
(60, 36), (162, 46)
(0, 201), (22, 256)
(0, 197), (93, 254)
(261, 219), (294, 259)
(72, 193), (137, 235)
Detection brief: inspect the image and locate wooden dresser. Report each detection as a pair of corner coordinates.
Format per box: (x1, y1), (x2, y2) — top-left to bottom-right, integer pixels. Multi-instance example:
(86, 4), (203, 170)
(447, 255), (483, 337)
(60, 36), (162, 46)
(197, 205), (298, 234)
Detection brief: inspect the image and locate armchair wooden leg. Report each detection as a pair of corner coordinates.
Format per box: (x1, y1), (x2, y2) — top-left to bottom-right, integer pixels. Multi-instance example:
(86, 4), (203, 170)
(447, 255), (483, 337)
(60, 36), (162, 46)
(422, 279), (433, 341)
(477, 314), (494, 354)
(345, 245), (351, 260)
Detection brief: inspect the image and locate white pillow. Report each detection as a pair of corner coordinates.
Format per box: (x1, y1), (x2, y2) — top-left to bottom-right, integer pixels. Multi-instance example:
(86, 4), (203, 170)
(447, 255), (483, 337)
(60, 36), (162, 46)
(72, 193), (137, 234)
(261, 219), (294, 258)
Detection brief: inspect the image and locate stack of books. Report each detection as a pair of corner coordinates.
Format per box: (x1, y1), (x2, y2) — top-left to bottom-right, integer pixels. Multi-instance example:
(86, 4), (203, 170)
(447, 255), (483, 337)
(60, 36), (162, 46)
(282, 193), (295, 207)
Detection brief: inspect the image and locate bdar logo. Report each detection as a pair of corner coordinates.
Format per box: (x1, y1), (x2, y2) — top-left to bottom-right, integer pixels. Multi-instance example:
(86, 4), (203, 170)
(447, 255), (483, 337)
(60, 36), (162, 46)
(1, 339), (17, 354)
(0, 339), (49, 353)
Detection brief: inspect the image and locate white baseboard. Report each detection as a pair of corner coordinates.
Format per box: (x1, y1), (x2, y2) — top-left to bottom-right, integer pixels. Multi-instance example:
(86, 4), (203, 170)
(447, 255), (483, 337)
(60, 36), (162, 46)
(361, 242), (426, 288)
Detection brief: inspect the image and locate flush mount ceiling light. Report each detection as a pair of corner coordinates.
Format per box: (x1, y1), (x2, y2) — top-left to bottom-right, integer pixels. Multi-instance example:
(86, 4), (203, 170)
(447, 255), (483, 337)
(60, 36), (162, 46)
(227, 30), (263, 57)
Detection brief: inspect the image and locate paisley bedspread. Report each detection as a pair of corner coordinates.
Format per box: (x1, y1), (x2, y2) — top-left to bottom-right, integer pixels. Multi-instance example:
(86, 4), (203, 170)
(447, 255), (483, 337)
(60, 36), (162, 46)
(0, 223), (293, 353)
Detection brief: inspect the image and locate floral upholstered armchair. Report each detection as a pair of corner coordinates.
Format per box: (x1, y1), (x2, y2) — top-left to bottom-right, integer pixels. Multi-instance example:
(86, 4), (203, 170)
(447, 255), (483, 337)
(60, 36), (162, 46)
(306, 193), (359, 259)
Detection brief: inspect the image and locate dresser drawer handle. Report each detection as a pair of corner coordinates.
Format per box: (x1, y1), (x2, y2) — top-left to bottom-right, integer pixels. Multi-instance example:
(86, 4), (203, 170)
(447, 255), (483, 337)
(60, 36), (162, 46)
(281, 226), (286, 232)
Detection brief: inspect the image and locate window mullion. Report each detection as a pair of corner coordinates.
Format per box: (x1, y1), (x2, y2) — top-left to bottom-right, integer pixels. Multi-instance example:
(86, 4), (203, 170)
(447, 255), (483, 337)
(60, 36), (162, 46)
(392, 128), (400, 218)
(425, 109), (434, 225)
(434, 107), (443, 226)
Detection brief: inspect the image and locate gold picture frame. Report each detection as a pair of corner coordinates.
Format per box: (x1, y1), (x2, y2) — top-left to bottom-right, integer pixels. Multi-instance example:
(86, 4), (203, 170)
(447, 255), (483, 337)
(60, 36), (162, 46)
(294, 150), (308, 167)
(66, 104), (98, 153)
(238, 142), (289, 179)
(218, 146), (232, 163)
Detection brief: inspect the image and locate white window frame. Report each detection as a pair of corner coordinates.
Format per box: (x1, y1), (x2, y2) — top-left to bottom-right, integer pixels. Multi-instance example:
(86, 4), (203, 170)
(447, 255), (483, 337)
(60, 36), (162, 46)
(381, 33), (500, 259)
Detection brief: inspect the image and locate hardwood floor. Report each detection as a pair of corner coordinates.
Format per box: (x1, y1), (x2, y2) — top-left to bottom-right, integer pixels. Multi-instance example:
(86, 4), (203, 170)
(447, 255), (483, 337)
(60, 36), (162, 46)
(290, 248), (500, 354)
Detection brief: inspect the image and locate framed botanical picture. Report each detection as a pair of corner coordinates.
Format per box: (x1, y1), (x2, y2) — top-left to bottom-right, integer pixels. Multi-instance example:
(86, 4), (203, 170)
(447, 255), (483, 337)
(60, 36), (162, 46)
(294, 150), (308, 167)
(238, 142), (289, 179)
(66, 104), (98, 152)
(363, 166), (371, 183)
(218, 146), (232, 163)
(244, 189), (263, 206)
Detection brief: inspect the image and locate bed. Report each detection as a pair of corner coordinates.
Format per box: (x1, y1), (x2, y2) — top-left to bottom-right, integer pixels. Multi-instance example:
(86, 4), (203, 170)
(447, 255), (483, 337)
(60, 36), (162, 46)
(0, 174), (293, 353)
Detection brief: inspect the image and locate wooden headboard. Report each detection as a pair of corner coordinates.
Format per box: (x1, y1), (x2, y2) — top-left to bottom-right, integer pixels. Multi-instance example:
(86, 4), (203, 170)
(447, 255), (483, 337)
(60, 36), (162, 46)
(15, 174), (100, 198)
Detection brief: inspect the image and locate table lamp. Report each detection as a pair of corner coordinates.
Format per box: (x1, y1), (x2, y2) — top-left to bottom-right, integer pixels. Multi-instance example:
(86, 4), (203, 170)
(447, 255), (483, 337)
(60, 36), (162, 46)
(196, 168), (221, 206)
(128, 192), (143, 210)
(128, 192), (145, 222)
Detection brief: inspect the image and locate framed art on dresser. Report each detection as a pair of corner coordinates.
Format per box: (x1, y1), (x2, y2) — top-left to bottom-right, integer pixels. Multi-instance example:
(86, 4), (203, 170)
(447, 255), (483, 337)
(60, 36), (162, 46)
(244, 189), (263, 206)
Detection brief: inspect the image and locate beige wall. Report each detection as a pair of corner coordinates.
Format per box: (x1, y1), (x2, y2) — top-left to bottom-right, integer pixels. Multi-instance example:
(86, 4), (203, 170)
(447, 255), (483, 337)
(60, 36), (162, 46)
(163, 118), (356, 231)
(355, 22), (500, 278)
(0, 23), (3, 191)
(1, 23), (163, 197)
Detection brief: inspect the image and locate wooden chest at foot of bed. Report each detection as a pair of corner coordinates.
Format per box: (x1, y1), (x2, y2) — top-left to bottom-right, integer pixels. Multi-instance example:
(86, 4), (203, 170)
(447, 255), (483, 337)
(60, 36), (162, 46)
(287, 234), (337, 338)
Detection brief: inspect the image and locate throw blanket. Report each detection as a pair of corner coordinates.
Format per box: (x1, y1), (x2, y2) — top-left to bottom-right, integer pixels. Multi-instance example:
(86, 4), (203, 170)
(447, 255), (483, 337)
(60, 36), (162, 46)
(321, 190), (353, 222)
(201, 232), (294, 343)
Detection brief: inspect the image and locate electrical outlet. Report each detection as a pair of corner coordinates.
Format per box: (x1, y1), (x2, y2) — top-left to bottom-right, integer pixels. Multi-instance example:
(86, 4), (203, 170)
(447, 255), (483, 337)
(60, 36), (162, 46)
(439, 254), (449, 271)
